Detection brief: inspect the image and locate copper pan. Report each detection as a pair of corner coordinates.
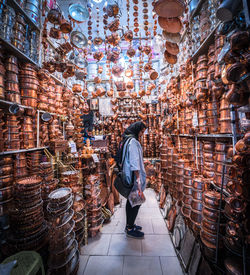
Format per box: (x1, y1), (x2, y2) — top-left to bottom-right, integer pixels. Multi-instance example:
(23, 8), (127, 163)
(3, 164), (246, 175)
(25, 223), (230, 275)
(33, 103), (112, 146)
(203, 151), (214, 159)
(19, 70), (37, 77)
(204, 161), (215, 170)
(215, 162), (232, 174)
(203, 142), (214, 151)
(215, 142), (227, 152)
(20, 82), (39, 90)
(214, 152), (227, 162)
(164, 50), (177, 64)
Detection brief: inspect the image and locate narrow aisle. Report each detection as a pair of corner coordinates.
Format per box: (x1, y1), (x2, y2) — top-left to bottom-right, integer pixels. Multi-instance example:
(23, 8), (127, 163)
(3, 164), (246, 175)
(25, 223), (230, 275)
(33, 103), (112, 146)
(77, 189), (184, 275)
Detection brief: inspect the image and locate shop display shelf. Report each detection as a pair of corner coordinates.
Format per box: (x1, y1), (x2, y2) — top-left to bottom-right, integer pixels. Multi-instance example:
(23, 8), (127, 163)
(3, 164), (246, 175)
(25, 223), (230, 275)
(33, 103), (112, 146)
(191, 23), (220, 63)
(0, 146), (48, 155)
(7, 0), (41, 31)
(197, 133), (233, 138)
(0, 99), (33, 110)
(0, 36), (40, 68)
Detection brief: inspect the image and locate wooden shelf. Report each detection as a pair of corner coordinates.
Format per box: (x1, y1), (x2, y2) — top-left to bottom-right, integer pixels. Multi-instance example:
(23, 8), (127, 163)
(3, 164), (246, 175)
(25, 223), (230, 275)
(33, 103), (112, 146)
(0, 36), (40, 68)
(0, 147), (48, 156)
(7, 0), (41, 31)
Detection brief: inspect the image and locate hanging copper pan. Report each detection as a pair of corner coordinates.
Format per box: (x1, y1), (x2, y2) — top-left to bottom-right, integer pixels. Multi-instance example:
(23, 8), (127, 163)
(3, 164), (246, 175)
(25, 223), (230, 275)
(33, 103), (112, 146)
(165, 41), (179, 55)
(158, 17), (182, 33)
(153, 0), (185, 18)
(164, 50), (177, 64)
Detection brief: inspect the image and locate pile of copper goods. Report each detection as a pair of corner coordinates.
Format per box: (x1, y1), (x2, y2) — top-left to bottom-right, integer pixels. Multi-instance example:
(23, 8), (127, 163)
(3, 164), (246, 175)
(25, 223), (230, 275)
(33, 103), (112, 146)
(14, 153), (28, 179)
(40, 161), (57, 214)
(65, 120), (75, 139)
(0, 156), (14, 245)
(201, 190), (223, 263)
(5, 55), (21, 104)
(219, 94), (232, 134)
(55, 84), (64, 115)
(203, 141), (215, 179)
(0, 45), (5, 100)
(19, 63), (38, 108)
(3, 114), (21, 151)
(7, 176), (47, 253)
(49, 118), (64, 142)
(47, 187), (79, 274)
(176, 158), (185, 205)
(21, 116), (35, 149)
(197, 141), (203, 175)
(207, 99), (219, 134)
(171, 152), (178, 200)
(181, 167), (193, 222)
(190, 177), (206, 234)
(60, 171), (81, 194)
(48, 79), (56, 114)
(27, 151), (42, 175)
(85, 174), (103, 238)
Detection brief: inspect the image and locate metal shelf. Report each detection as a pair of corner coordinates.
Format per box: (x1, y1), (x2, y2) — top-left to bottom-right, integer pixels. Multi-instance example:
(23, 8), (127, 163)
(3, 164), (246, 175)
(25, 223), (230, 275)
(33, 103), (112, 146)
(0, 36), (40, 68)
(0, 99), (33, 110)
(197, 133), (233, 138)
(7, 0), (40, 31)
(192, 23), (220, 63)
(0, 146), (48, 156)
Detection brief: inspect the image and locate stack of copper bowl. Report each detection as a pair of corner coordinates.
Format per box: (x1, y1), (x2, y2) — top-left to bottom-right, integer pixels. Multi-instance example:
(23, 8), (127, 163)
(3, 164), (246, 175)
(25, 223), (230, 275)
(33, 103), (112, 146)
(3, 114), (21, 151)
(48, 79), (56, 114)
(19, 63), (38, 108)
(171, 153), (178, 200)
(195, 55), (208, 103)
(12, 15), (26, 51)
(85, 174), (103, 237)
(181, 167), (193, 221)
(62, 88), (71, 115)
(38, 82), (49, 111)
(185, 107), (193, 135)
(201, 190), (224, 262)
(14, 153), (28, 179)
(190, 177), (206, 233)
(73, 194), (86, 248)
(55, 84), (63, 115)
(179, 109), (185, 134)
(207, 99), (219, 133)
(166, 147), (174, 191)
(197, 141), (204, 174)
(74, 116), (84, 150)
(213, 142), (232, 189)
(198, 102), (208, 134)
(219, 94), (232, 134)
(5, 56), (21, 104)
(8, 176), (47, 252)
(214, 35), (225, 80)
(0, 156), (13, 245)
(40, 162), (58, 215)
(47, 187), (79, 275)
(176, 159), (185, 204)
(203, 141), (215, 179)
(160, 140), (168, 186)
(40, 123), (49, 147)
(0, 47), (5, 100)
(21, 116), (35, 149)
(27, 151), (41, 175)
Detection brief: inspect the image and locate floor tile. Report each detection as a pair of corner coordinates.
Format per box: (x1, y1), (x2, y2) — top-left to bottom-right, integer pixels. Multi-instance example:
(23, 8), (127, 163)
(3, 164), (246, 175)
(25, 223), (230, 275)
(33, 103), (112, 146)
(139, 207), (162, 219)
(123, 256), (162, 275)
(113, 207), (126, 220)
(142, 235), (176, 256)
(160, 256), (184, 275)
(82, 234), (112, 256)
(77, 256), (89, 275)
(83, 256), (123, 275)
(135, 218), (154, 234)
(108, 234), (142, 256)
(151, 218), (169, 234)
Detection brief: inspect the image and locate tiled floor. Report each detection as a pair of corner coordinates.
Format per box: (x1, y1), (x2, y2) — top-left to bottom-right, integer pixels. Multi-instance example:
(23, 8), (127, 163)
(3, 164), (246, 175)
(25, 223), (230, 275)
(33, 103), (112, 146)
(78, 188), (184, 275)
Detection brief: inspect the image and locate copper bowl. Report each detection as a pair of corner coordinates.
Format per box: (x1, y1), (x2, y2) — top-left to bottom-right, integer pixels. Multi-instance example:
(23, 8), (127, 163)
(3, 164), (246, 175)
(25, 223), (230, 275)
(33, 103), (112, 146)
(6, 63), (18, 74)
(191, 199), (203, 211)
(5, 81), (19, 92)
(184, 177), (192, 186)
(183, 185), (192, 196)
(215, 142), (227, 152)
(200, 229), (218, 249)
(0, 175), (13, 188)
(181, 204), (191, 218)
(0, 157), (13, 166)
(214, 152), (227, 162)
(6, 72), (18, 82)
(193, 178), (204, 190)
(0, 165), (13, 176)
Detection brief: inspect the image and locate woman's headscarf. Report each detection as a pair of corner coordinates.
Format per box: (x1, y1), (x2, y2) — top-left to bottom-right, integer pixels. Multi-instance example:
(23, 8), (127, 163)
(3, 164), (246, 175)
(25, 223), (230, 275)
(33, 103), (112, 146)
(122, 121), (147, 140)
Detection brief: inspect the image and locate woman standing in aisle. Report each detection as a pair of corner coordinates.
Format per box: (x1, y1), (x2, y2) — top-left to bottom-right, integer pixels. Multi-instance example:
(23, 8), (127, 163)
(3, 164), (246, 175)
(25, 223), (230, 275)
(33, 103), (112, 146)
(119, 121), (147, 239)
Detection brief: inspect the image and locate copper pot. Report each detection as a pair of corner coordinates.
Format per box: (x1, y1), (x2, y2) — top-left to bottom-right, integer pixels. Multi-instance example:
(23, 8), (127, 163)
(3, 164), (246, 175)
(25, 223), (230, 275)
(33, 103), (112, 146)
(215, 142), (227, 152)
(215, 152), (227, 162)
(191, 199), (203, 211)
(164, 50), (177, 64)
(154, 0), (185, 18)
(183, 185), (192, 196)
(0, 165), (13, 176)
(4, 132), (21, 140)
(181, 204), (191, 218)
(203, 191), (221, 208)
(6, 63), (18, 74)
(0, 175), (13, 188)
(165, 41), (179, 55)
(200, 229), (217, 249)
(21, 97), (37, 108)
(60, 18), (72, 34)
(20, 89), (37, 98)
(192, 188), (203, 201)
(5, 81), (19, 92)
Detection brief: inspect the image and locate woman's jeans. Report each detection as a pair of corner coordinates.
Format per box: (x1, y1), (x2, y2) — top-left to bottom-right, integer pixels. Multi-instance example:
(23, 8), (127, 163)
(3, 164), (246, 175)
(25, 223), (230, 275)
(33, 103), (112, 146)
(126, 199), (141, 228)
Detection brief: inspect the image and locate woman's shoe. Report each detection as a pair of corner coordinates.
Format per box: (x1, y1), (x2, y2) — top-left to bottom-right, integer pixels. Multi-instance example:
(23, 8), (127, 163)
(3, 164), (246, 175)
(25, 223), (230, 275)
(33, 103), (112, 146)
(126, 227), (144, 239)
